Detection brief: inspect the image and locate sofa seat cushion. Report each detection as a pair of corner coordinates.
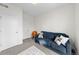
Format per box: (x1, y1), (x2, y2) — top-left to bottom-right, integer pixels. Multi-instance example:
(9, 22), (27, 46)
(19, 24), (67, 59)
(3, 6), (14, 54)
(35, 38), (51, 46)
(39, 39), (47, 45)
(35, 38), (46, 44)
(51, 41), (66, 54)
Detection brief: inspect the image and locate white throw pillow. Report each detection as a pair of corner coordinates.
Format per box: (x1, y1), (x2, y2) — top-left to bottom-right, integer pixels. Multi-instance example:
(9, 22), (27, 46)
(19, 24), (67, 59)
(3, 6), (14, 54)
(60, 35), (69, 46)
(38, 32), (43, 38)
(54, 36), (62, 45)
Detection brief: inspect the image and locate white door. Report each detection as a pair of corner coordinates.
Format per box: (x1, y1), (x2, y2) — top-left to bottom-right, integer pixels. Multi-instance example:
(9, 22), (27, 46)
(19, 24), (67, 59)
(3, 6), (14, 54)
(0, 10), (5, 50)
(0, 7), (6, 51)
(3, 15), (19, 48)
(0, 16), (2, 47)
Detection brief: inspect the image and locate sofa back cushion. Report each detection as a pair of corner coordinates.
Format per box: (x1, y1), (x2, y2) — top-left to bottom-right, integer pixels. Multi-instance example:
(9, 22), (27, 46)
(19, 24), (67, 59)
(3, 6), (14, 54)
(42, 31), (69, 41)
(42, 31), (55, 40)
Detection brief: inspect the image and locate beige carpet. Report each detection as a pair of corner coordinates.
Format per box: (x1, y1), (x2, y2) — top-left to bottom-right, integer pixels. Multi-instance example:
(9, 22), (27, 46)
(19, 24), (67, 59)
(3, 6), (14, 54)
(18, 45), (45, 55)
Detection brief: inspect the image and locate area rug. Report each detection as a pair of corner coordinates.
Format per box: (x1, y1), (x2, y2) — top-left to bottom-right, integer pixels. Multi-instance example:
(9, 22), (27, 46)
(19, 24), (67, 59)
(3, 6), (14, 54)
(18, 45), (45, 55)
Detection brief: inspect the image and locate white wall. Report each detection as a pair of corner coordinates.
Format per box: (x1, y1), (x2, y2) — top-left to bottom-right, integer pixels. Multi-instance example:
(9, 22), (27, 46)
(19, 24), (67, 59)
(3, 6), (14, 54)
(35, 4), (75, 42)
(75, 4), (79, 54)
(23, 12), (34, 39)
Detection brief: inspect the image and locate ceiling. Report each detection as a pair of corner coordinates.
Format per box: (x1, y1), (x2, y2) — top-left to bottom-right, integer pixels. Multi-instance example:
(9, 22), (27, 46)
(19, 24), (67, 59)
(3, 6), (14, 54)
(8, 3), (69, 16)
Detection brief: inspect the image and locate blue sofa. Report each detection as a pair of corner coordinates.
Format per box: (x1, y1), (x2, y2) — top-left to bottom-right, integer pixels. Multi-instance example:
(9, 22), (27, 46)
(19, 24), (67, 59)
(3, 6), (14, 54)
(35, 31), (71, 55)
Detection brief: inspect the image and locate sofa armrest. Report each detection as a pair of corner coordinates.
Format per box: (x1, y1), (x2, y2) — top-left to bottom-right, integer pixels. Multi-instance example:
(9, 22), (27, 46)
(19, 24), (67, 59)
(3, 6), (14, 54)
(34, 34), (39, 42)
(66, 40), (71, 55)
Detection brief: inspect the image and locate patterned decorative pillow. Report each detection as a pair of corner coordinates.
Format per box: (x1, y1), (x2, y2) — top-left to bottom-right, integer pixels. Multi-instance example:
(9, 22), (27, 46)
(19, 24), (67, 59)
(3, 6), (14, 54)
(60, 35), (69, 46)
(54, 36), (62, 45)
